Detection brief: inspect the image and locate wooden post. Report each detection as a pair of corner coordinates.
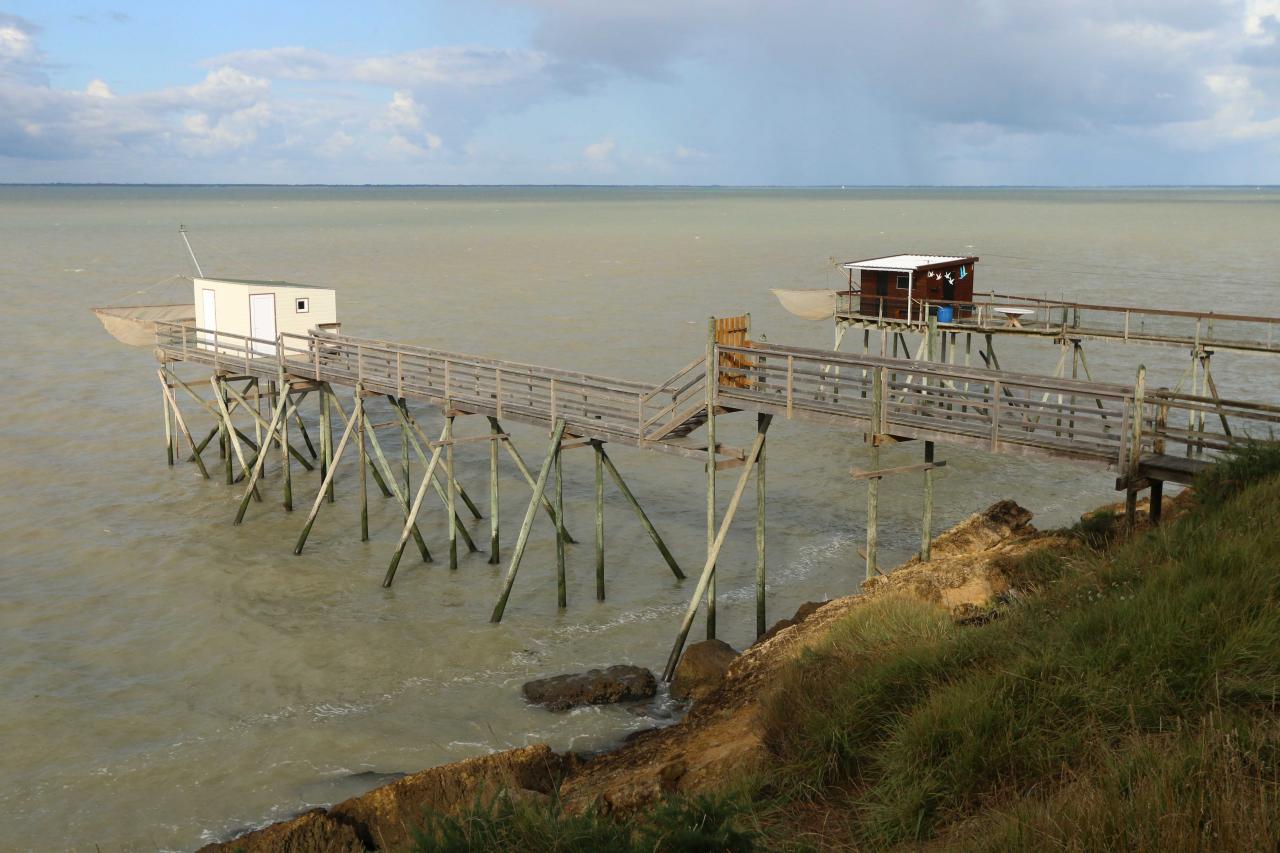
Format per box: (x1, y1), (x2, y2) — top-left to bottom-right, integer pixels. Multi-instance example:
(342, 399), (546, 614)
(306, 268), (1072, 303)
(158, 369), (209, 480)
(1125, 365), (1147, 530)
(445, 414), (458, 570)
(210, 375), (259, 501)
(400, 398), (411, 498)
(234, 387), (291, 523)
(390, 401), (479, 553)
(162, 373), (174, 466)
(220, 377), (233, 485)
(555, 435), (566, 608)
(383, 425), (448, 587)
(357, 387), (368, 541)
(320, 389), (334, 502)
(491, 419), (567, 622)
(488, 416), (501, 564)
(921, 441), (935, 561)
(594, 440), (605, 600)
(292, 401), (358, 547)
(280, 378), (292, 512)
(755, 412), (767, 639)
(866, 367), (885, 579)
(663, 415), (772, 681)
(705, 317), (718, 640)
(364, 412), (433, 564)
(497, 428), (575, 543)
(599, 448), (685, 580)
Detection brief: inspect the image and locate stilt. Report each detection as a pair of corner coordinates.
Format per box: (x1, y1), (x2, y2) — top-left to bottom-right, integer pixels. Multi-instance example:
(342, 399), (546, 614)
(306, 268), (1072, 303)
(555, 435), (566, 608)
(162, 373), (175, 466)
(234, 386), (291, 523)
(1149, 480), (1164, 525)
(392, 403), (478, 554)
(1125, 365), (1147, 531)
(279, 378), (292, 512)
(383, 422), (449, 587)
(158, 368), (209, 479)
(446, 414), (458, 570)
(866, 367), (885, 579)
(357, 389), (368, 541)
(663, 415), (772, 681)
(220, 377), (233, 485)
(705, 317), (718, 640)
(292, 394), (359, 547)
(490, 419), (567, 622)
(499, 424), (576, 543)
(594, 440), (605, 600)
(488, 416), (501, 564)
(921, 441), (934, 561)
(210, 375), (259, 501)
(320, 389), (334, 502)
(362, 411), (433, 564)
(598, 448), (685, 580)
(755, 412), (767, 639)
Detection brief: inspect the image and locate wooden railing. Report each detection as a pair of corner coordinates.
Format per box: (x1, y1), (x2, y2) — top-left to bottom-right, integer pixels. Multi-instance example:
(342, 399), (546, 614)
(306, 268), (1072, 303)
(156, 322), (1280, 470)
(157, 322), (713, 446)
(836, 289), (1280, 353)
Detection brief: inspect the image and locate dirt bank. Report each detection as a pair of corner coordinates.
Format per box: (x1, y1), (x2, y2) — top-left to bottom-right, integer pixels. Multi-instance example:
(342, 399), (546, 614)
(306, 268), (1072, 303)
(201, 498), (1085, 851)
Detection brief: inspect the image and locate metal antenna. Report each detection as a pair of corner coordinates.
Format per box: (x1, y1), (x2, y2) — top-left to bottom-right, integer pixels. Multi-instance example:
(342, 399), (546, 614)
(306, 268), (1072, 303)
(179, 224), (204, 278)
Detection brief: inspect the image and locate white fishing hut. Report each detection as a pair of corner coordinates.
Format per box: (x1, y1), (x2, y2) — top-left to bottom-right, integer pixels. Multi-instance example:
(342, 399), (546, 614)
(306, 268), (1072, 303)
(193, 277), (338, 354)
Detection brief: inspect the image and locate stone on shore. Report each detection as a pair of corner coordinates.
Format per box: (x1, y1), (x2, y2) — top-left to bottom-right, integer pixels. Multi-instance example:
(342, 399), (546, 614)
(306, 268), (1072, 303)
(522, 665), (657, 711)
(670, 639), (738, 703)
(198, 744), (566, 853)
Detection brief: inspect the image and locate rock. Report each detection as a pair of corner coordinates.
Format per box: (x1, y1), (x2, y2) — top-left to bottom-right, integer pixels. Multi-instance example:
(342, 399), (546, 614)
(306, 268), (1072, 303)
(522, 665), (657, 711)
(329, 744), (565, 851)
(197, 809), (365, 853)
(755, 600), (831, 646)
(670, 639), (738, 703)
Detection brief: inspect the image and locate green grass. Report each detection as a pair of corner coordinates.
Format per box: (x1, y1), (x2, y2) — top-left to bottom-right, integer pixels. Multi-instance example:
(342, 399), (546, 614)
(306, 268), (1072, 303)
(411, 444), (1280, 851)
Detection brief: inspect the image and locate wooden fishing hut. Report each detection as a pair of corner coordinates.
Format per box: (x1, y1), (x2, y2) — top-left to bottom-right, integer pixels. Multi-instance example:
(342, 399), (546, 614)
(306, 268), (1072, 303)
(193, 277), (339, 353)
(844, 254), (979, 323)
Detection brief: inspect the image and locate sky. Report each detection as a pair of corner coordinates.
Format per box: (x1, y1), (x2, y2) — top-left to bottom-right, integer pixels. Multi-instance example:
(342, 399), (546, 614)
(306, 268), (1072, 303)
(3, 1), (1280, 185)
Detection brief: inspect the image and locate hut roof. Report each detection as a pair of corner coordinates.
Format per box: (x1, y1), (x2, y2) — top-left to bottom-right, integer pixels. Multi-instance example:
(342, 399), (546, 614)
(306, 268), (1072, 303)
(842, 254), (977, 272)
(197, 276), (332, 291)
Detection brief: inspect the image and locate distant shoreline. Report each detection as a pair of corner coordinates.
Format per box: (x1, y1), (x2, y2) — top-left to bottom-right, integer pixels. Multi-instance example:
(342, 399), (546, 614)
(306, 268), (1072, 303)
(2, 183), (1278, 190)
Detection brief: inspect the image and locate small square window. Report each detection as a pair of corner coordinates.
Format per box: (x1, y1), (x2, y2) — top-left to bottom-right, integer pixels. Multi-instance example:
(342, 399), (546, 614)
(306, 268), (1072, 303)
(295, 298), (310, 313)
(895, 274), (908, 290)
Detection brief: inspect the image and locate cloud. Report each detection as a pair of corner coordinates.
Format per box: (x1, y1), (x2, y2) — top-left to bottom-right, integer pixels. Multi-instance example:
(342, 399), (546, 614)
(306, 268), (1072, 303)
(583, 137), (615, 161)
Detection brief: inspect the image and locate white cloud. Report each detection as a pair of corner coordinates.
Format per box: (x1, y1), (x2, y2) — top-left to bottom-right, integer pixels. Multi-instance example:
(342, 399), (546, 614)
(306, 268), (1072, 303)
(674, 145), (708, 162)
(584, 137), (615, 161)
(85, 79), (113, 98)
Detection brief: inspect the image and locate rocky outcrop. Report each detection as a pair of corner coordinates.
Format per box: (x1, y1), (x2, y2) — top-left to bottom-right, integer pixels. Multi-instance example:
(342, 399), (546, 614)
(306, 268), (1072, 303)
(670, 640), (739, 703)
(522, 665), (657, 711)
(199, 744), (566, 853)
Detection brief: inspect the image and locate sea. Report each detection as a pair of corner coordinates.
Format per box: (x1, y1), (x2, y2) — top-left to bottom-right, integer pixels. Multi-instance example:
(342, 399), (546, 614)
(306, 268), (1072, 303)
(2, 186), (1278, 850)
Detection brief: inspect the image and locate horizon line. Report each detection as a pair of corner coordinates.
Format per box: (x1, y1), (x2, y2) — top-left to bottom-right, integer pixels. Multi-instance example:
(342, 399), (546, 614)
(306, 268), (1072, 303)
(2, 182), (1279, 190)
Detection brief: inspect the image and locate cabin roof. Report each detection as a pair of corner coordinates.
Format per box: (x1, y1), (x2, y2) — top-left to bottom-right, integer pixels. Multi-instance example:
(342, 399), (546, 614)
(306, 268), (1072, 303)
(842, 254), (978, 272)
(196, 276), (332, 291)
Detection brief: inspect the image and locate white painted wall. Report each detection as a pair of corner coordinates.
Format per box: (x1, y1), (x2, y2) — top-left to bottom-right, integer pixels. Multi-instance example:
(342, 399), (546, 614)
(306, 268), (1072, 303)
(192, 278), (338, 351)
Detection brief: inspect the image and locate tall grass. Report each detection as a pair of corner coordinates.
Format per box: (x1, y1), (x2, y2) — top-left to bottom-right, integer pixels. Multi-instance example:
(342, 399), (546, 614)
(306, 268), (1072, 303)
(409, 445), (1280, 851)
(761, 445), (1280, 848)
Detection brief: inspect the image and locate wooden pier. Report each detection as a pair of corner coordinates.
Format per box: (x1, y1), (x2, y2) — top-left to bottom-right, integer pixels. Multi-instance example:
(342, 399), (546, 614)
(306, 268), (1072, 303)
(152, 314), (1280, 678)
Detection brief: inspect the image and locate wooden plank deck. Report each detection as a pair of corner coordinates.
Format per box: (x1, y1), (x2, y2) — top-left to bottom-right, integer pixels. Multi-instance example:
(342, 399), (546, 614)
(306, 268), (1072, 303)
(156, 322), (1280, 476)
(836, 292), (1280, 355)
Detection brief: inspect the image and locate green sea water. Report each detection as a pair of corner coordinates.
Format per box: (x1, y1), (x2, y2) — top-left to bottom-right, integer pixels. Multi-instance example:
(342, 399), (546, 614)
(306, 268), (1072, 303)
(1, 186), (1278, 850)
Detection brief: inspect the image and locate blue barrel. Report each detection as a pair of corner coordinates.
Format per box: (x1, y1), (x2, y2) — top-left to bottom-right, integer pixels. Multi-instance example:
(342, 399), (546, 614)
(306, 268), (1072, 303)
(937, 305), (955, 324)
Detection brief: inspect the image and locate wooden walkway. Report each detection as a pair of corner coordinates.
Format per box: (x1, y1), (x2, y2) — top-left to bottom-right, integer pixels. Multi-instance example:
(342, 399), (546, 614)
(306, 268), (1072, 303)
(153, 317), (1280, 679)
(836, 291), (1280, 355)
(156, 322), (1280, 483)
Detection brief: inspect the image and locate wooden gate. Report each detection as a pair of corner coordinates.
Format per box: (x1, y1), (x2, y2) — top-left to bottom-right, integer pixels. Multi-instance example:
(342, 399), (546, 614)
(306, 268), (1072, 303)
(715, 315), (753, 389)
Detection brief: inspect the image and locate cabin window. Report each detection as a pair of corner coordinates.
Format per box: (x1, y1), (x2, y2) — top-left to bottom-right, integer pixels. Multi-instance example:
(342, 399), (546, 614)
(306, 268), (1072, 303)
(295, 297), (310, 314)
(895, 274), (908, 290)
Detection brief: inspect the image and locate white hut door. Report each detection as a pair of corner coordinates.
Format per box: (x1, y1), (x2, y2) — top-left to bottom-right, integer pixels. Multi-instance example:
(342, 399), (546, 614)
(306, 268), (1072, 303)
(201, 288), (217, 349)
(249, 293), (277, 356)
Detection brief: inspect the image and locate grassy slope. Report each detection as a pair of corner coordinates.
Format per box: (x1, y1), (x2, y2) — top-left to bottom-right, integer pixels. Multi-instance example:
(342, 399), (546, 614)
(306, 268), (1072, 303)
(413, 447), (1280, 852)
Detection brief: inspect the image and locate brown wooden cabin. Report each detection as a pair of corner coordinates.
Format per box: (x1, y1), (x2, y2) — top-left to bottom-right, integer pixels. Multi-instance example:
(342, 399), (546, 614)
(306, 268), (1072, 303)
(842, 254), (979, 322)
